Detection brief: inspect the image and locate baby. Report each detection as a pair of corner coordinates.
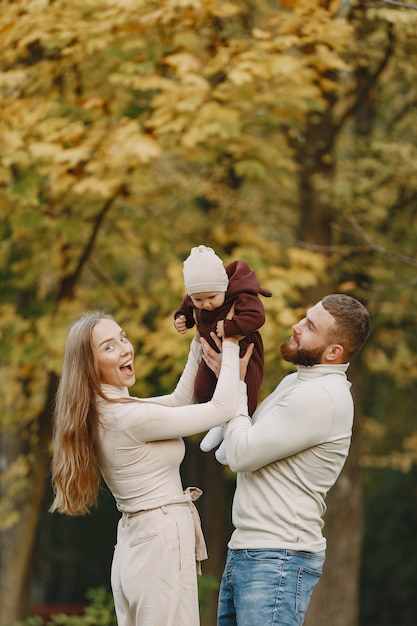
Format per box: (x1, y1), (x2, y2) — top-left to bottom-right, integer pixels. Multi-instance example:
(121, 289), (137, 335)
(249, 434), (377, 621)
(174, 245), (271, 463)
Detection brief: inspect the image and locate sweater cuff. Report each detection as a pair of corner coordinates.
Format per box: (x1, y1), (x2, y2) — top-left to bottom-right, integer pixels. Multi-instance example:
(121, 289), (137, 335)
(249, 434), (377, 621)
(191, 337), (203, 360)
(237, 381), (249, 417)
(222, 339), (240, 354)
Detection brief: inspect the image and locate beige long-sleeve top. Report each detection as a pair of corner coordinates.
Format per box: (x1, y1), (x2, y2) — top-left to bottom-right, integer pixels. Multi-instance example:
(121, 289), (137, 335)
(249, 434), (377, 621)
(96, 339), (240, 513)
(224, 363), (353, 552)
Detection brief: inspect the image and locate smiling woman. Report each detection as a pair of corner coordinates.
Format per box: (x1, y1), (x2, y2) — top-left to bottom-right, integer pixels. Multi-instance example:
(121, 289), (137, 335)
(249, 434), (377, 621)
(49, 311), (241, 626)
(92, 318), (136, 386)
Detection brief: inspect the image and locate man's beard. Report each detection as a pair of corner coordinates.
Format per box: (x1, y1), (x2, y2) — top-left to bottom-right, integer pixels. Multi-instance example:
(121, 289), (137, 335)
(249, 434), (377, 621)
(280, 338), (325, 366)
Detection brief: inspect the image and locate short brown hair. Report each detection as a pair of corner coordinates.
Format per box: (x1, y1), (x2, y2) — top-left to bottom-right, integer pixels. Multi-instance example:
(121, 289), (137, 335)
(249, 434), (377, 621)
(322, 294), (370, 360)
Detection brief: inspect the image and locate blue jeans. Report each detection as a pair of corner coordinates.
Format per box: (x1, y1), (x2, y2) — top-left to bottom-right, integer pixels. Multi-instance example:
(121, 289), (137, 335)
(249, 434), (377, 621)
(217, 548), (325, 626)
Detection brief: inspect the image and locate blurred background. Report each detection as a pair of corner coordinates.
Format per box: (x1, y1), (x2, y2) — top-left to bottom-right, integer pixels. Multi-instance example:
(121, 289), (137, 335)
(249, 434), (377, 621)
(1, 1), (417, 625)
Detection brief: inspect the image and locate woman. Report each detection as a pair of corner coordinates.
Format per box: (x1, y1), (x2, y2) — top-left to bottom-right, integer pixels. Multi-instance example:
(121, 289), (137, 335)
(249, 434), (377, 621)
(50, 311), (242, 626)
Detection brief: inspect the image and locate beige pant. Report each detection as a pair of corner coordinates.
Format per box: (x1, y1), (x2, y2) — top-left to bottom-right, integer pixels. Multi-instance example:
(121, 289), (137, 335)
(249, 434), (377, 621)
(111, 501), (202, 626)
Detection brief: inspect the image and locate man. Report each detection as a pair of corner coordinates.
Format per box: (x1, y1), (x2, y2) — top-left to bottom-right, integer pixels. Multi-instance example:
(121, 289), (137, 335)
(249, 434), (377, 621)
(200, 294), (370, 626)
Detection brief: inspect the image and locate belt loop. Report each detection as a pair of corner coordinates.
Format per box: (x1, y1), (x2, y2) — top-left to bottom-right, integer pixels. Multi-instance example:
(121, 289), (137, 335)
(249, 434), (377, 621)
(161, 505), (168, 514)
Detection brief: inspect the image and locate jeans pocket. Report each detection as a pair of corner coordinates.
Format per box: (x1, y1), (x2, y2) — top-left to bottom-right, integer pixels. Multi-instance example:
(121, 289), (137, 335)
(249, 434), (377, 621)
(245, 549), (285, 562)
(295, 565), (322, 618)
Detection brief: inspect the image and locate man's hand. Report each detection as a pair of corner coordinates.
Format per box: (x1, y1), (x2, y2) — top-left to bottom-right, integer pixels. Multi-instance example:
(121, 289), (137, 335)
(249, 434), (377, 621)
(201, 333), (222, 377)
(201, 332), (254, 382)
(239, 341), (254, 381)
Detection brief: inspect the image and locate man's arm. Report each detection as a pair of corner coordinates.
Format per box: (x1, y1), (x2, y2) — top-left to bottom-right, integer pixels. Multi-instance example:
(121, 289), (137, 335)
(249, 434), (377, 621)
(224, 384), (335, 472)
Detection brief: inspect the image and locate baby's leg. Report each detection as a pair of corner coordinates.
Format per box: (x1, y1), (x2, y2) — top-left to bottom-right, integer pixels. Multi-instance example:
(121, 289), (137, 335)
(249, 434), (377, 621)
(200, 424), (224, 452)
(214, 441), (228, 465)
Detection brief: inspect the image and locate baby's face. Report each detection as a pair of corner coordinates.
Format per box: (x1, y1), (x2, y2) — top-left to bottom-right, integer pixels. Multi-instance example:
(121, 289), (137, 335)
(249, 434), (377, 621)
(190, 291), (226, 311)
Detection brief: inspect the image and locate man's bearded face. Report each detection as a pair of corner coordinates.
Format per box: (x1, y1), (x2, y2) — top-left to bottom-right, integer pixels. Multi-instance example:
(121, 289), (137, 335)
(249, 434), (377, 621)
(280, 337), (326, 366)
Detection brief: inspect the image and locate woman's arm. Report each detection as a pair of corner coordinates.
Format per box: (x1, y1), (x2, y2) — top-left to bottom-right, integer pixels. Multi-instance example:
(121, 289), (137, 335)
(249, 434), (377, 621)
(147, 304), (243, 408)
(201, 332), (253, 382)
(144, 337), (202, 407)
(128, 339), (240, 441)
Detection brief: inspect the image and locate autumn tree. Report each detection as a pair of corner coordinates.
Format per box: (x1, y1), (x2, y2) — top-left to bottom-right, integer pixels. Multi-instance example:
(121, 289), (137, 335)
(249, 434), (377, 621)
(298, 1), (417, 622)
(1, 1), (417, 625)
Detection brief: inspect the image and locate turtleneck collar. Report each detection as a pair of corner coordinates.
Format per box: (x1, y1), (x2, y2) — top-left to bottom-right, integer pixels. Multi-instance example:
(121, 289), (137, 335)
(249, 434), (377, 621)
(99, 384), (131, 399)
(296, 362), (350, 381)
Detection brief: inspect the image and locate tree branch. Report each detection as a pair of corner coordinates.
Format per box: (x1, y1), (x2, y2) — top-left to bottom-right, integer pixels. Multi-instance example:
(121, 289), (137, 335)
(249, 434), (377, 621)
(58, 191), (121, 300)
(380, 0), (417, 9)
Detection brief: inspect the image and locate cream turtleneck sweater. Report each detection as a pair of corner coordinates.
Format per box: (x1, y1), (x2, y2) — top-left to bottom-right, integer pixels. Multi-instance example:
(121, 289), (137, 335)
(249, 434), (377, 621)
(224, 363), (353, 552)
(96, 339), (240, 514)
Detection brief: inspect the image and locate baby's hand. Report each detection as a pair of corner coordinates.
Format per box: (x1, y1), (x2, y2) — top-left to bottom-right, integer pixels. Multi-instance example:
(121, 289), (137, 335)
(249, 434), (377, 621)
(175, 315), (188, 334)
(216, 319), (225, 337)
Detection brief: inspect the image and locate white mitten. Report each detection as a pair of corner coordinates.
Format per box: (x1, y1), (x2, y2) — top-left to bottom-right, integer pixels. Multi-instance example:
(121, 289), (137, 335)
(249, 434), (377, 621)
(215, 441), (228, 465)
(200, 424), (225, 452)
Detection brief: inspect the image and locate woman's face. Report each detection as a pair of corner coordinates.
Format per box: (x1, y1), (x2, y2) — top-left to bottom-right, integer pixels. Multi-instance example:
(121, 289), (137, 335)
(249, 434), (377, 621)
(91, 318), (135, 387)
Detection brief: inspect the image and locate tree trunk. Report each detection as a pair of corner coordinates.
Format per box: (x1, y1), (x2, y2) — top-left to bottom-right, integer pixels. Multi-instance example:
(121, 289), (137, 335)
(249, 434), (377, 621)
(296, 107), (364, 624)
(0, 494), (41, 623)
(0, 374), (56, 625)
(298, 285), (364, 626)
(304, 358), (365, 626)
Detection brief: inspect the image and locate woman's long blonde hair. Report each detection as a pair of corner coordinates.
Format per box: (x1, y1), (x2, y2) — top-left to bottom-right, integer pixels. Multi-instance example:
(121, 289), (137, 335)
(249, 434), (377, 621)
(49, 312), (114, 515)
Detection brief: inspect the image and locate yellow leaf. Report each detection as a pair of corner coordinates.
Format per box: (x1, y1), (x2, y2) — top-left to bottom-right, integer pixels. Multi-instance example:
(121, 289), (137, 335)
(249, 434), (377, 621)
(30, 142), (90, 167)
(252, 28), (272, 40)
(0, 69), (27, 88)
(210, 1), (243, 17)
(228, 67), (253, 85)
(72, 176), (120, 197)
(165, 53), (202, 74)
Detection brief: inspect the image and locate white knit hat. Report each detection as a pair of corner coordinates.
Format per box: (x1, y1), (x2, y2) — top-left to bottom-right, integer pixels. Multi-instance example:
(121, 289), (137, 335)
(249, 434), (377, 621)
(183, 246), (229, 295)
